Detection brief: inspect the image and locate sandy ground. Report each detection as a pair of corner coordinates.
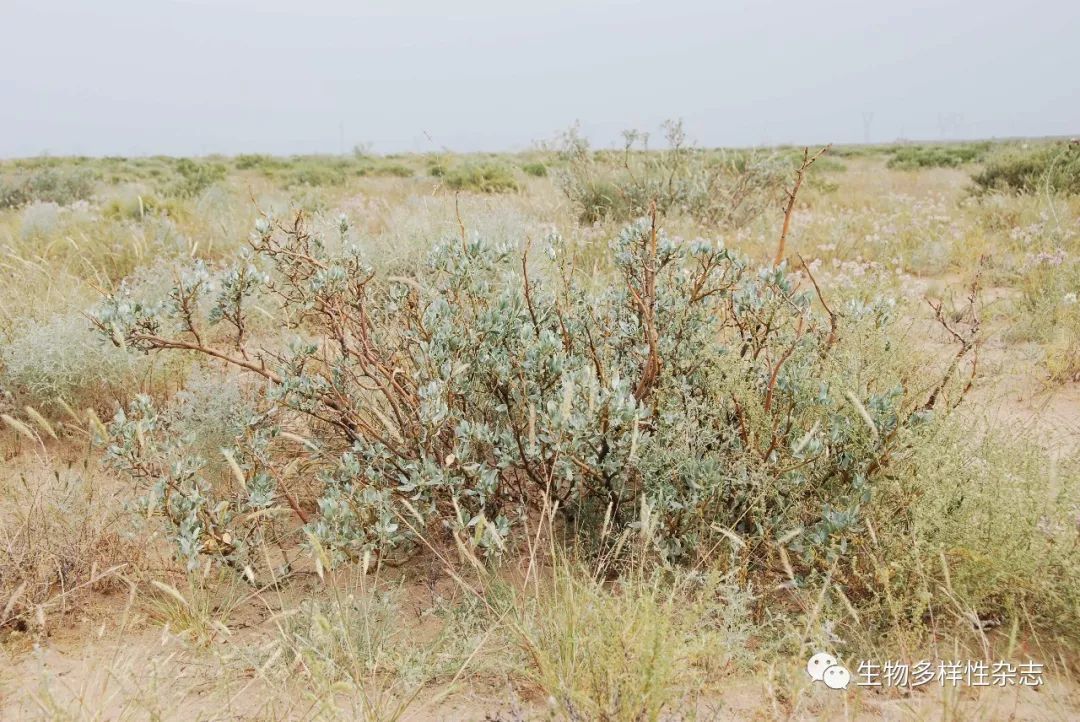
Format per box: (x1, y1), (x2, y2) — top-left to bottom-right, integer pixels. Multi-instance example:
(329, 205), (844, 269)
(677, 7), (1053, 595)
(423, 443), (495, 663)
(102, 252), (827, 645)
(3, 607), (1078, 720)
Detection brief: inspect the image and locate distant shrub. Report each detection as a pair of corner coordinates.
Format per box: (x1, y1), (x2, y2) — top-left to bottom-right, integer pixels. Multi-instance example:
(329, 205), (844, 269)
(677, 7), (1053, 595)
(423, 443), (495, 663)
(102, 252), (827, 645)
(521, 161), (548, 177)
(233, 154), (284, 171)
(776, 148), (845, 175)
(887, 143), (989, 170)
(367, 162), (414, 178)
(19, 202), (62, 240)
(829, 145), (891, 159)
(567, 178), (634, 224)
(0, 167), (96, 209)
(283, 163), (349, 188)
(972, 142), (1080, 195)
(811, 156), (846, 173)
(101, 192), (181, 221)
(557, 121), (788, 226)
(1, 312), (147, 412)
(166, 159), (227, 198)
(443, 163), (519, 193)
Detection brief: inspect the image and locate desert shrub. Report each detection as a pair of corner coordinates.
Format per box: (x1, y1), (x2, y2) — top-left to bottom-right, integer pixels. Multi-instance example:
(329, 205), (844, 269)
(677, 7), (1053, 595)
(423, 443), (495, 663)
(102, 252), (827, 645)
(93, 211), (978, 587)
(566, 177), (634, 224)
(282, 162), (349, 188)
(805, 155), (846, 174)
(0, 167), (96, 209)
(557, 121), (788, 227)
(366, 162), (414, 178)
(19, 202), (63, 240)
(521, 161), (548, 177)
(165, 158), (227, 198)
(1, 311), (150, 413)
(972, 142), (1080, 195)
(887, 143), (989, 170)
(233, 153), (285, 171)
(443, 163), (519, 193)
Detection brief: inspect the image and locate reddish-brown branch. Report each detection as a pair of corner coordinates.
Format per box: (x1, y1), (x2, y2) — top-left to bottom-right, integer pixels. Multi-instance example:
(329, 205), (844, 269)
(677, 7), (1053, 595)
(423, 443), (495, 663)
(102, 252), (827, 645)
(632, 204), (662, 402)
(763, 315), (805, 413)
(797, 253), (838, 352)
(774, 145), (831, 266)
(521, 237), (540, 337)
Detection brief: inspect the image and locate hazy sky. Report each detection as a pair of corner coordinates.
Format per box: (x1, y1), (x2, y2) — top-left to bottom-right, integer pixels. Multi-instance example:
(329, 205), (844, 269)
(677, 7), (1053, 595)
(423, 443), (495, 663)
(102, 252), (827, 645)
(4, 0), (1078, 157)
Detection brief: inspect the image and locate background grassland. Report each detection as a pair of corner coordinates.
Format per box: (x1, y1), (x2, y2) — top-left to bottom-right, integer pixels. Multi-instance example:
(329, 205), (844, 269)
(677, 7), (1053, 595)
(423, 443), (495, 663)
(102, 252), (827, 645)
(1, 136), (1079, 721)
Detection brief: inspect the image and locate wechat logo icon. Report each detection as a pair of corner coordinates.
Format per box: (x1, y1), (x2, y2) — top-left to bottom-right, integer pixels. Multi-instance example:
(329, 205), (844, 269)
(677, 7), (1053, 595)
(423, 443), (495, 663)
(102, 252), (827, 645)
(807, 651), (851, 690)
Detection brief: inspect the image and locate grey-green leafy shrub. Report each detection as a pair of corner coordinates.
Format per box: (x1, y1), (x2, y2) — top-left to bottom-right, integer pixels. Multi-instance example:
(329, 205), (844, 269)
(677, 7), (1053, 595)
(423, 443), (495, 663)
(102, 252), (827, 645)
(92, 211), (973, 583)
(557, 121), (789, 226)
(1, 311), (148, 413)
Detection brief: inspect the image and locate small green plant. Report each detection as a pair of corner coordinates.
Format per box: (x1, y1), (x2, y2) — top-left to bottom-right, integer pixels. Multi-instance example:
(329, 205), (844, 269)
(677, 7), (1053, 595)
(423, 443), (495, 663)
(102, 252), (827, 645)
(261, 561), (457, 721)
(1010, 243), (1080, 382)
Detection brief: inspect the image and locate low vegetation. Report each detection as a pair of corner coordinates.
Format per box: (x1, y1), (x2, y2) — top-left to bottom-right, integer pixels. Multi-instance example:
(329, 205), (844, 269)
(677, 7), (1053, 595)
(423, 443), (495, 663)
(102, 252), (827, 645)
(972, 141), (1080, 195)
(0, 166), (96, 209)
(886, 142), (989, 170)
(557, 120), (789, 226)
(442, 162), (519, 193)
